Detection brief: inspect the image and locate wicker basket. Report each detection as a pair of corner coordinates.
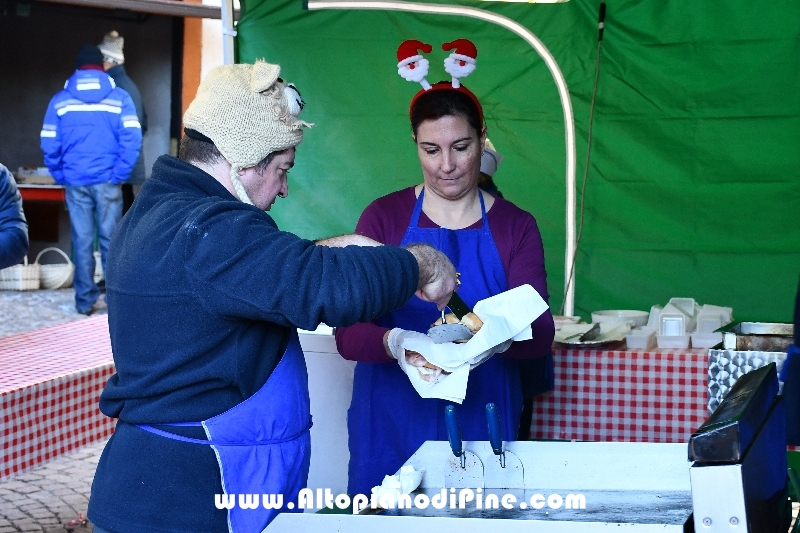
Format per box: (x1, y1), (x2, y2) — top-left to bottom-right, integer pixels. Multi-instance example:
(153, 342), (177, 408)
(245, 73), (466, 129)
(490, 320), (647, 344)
(0, 257), (41, 291)
(36, 247), (74, 289)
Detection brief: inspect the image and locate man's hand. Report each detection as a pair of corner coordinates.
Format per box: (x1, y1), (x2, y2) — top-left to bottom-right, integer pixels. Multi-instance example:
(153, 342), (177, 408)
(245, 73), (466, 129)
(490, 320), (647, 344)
(404, 243), (456, 310)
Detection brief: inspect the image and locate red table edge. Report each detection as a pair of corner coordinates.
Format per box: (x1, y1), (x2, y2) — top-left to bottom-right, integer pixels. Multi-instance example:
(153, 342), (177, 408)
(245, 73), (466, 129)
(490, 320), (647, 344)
(19, 187), (66, 202)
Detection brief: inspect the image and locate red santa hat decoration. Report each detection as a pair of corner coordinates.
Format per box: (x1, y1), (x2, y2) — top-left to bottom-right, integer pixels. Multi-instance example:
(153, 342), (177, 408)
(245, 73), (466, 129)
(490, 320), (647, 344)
(397, 38), (483, 124)
(397, 40), (433, 90)
(442, 39), (477, 89)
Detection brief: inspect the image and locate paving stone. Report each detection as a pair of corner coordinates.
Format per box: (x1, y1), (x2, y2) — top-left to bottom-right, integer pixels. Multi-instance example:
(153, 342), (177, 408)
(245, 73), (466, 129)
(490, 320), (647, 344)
(1, 508), (28, 520)
(15, 499), (39, 508)
(12, 485), (42, 495)
(15, 520), (44, 532)
(28, 491), (58, 502)
(27, 508), (55, 518)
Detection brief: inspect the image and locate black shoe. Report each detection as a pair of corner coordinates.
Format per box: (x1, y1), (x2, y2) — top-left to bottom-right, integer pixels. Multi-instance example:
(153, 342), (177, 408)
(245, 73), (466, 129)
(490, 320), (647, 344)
(76, 306), (92, 316)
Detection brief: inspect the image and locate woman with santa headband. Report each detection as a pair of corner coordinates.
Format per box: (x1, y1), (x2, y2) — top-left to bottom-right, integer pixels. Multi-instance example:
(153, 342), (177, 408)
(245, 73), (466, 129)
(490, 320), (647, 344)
(335, 39), (555, 495)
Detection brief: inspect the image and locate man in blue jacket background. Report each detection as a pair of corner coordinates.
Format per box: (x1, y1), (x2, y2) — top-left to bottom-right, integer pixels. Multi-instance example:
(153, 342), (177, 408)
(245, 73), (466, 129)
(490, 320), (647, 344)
(40, 44), (142, 315)
(0, 163), (28, 269)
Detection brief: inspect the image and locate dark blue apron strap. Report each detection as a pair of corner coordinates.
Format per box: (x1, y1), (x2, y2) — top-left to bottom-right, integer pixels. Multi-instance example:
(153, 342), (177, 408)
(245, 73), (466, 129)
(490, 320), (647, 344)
(136, 418), (313, 446)
(478, 190), (489, 230)
(408, 188), (425, 228)
(137, 424), (211, 445)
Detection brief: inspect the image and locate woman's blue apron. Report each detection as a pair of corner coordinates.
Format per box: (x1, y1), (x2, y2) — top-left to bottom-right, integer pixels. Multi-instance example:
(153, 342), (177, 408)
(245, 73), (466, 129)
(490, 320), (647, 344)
(138, 331), (312, 532)
(780, 343), (800, 445)
(347, 188), (523, 495)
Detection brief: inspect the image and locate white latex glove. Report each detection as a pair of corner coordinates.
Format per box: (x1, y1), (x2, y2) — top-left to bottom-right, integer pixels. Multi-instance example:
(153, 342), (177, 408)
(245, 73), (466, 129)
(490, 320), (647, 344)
(387, 328), (449, 383)
(468, 339), (514, 370)
(387, 328), (430, 360)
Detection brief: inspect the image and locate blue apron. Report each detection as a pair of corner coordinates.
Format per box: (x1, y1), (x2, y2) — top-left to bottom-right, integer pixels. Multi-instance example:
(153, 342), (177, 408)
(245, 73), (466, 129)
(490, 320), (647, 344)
(780, 344), (800, 445)
(347, 188), (523, 495)
(139, 331), (312, 532)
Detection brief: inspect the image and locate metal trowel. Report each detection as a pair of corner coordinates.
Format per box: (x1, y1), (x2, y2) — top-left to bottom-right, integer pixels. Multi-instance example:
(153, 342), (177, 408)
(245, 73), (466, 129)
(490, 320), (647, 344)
(482, 403), (524, 489)
(427, 292), (474, 344)
(427, 323), (473, 344)
(443, 405), (484, 488)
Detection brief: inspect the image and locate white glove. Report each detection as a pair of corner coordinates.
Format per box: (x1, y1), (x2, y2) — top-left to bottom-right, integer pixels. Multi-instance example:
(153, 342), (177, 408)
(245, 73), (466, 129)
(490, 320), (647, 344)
(468, 339), (514, 370)
(387, 328), (449, 384)
(387, 328), (431, 360)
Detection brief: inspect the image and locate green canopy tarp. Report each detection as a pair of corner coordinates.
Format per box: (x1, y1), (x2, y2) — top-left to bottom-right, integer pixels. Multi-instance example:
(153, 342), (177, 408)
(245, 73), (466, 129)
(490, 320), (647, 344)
(236, 0), (800, 322)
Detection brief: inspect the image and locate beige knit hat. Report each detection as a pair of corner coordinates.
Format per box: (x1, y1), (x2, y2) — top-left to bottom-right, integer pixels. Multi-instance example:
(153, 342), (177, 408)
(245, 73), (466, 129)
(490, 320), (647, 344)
(98, 31), (124, 64)
(183, 61), (311, 205)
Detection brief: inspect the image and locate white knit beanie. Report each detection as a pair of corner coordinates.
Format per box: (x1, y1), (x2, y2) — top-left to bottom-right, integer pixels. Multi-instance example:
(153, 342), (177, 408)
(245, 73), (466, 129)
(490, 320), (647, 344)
(183, 61), (311, 205)
(98, 31), (124, 64)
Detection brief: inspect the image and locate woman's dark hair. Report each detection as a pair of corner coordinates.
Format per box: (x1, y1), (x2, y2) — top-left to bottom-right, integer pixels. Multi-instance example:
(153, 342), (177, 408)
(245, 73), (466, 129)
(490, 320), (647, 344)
(410, 85), (483, 137)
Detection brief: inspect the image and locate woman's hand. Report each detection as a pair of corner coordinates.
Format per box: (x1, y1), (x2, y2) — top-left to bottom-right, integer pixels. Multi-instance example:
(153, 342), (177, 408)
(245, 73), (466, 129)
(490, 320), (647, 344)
(404, 350), (450, 383)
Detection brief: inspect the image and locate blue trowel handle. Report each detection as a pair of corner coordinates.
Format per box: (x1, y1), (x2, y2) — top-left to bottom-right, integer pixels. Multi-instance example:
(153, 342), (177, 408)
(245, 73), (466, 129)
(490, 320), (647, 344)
(445, 405), (463, 457)
(486, 403), (503, 455)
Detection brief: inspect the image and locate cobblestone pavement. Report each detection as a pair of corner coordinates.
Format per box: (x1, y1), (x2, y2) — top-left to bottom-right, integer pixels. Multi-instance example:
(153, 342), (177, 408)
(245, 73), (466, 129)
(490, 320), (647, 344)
(0, 441), (105, 533)
(1, 289), (107, 532)
(0, 289), (105, 339)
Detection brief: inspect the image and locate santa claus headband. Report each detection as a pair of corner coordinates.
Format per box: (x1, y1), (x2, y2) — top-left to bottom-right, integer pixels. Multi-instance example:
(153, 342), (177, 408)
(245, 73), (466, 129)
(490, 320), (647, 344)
(397, 38), (483, 124)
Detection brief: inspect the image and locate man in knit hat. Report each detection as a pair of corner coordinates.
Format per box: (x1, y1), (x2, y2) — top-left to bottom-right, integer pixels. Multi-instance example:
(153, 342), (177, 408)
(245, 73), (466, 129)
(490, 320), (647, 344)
(99, 30), (148, 215)
(40, 44), (141, 315)
(87, 61), (457, 533)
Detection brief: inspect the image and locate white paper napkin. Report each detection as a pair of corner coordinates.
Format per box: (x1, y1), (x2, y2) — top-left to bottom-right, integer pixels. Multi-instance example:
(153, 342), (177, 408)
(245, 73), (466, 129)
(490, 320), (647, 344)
(398, 284), (549, 403)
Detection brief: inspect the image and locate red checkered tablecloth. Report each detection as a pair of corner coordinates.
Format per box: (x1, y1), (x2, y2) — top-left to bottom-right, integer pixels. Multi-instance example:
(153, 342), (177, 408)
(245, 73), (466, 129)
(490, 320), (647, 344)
(531, 347), (710, 443)
(1, 316), (115, 481)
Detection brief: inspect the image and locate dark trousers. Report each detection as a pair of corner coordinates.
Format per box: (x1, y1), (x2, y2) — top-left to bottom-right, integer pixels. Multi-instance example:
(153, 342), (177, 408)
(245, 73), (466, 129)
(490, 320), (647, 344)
(122, 184), (135, 215)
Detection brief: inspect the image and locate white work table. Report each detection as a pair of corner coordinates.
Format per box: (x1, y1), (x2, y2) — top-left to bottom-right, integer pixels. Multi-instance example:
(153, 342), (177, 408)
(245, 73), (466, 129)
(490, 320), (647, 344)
(298, 326), (355, 497)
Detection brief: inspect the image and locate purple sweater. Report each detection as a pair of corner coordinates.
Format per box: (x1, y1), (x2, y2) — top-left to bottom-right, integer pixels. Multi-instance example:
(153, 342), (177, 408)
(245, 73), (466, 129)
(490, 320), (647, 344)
(335, 187), (555, 362)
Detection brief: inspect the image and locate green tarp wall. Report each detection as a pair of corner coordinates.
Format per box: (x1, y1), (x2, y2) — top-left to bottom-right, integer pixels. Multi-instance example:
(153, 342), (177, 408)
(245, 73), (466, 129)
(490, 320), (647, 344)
(237, 0), (800, 322)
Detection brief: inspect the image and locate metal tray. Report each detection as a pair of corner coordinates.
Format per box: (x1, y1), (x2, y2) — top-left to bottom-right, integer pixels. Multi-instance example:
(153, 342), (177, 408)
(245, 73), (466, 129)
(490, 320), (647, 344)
(718, 321), (794, 352)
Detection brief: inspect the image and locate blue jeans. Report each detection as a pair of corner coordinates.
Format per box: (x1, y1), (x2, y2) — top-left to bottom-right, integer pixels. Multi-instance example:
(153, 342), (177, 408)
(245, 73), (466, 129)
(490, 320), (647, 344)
(65, 183), (122, 312)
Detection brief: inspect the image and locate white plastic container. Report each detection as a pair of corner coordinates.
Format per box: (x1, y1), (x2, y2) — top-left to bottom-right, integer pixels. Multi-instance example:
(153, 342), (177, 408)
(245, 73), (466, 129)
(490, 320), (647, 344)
(700, 304), (733, 325)
(626, 326), (657, 350)
(657, 334), (691, 349)
(668, 297), (698, 318)
(691, 332), (723, 349)
(695, 312), (723, 334)
(647, 305), (662, 329)
(660, 302), (696, 334)
(660, 312), (686, 336)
